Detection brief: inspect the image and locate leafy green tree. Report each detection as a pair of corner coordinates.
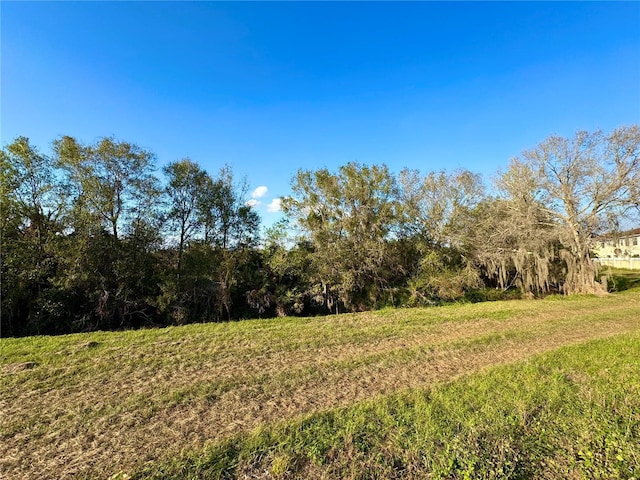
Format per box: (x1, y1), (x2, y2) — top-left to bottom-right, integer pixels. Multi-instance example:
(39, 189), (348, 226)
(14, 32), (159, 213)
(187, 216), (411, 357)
(159, 164), (260, 323)
(163, 158), (209, 274)
(253, 221), (315, 317)
(1, 137), (67, 335)
(54, 136), (157, 239)
(198, 165), (259, 249)
(283, 162), (399, 312)
(195, 166), (260, 320)
(53, 136), (162, 330)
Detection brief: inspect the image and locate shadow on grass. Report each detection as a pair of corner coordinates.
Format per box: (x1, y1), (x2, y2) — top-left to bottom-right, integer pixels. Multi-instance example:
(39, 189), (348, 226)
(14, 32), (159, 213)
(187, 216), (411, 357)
(601, 268), (640, 292)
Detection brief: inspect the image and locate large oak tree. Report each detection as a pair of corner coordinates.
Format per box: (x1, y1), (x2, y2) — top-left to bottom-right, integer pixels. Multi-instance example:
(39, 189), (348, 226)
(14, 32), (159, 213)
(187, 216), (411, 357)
(498, 126), (640, 294)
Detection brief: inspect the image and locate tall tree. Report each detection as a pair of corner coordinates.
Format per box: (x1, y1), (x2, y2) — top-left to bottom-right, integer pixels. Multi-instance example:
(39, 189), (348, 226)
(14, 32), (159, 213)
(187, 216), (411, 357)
(163, 158), (209, 274)
(198, 165), (259, 249)
(161, 164), (260, 323)
(196, 166), (259, 320)
(397, 169), (485, 303)
(54, 136), (157, 239)
(397, 168), (484, 246)
(1, 138), (66, 335)
(2, 137), (66, 244)
(498, 125), (640, 294)
(53, 136), (162, 330)
(283, 162), (398, 311)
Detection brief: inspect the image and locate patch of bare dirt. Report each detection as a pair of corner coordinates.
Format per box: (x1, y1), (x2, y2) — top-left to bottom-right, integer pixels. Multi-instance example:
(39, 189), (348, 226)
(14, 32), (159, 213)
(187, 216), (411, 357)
(1, 362), (37, 374)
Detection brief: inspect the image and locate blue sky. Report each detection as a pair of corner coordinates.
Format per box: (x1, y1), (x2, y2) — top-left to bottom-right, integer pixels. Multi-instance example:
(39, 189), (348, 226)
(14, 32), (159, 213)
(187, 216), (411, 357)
(2, 1), (640, 225)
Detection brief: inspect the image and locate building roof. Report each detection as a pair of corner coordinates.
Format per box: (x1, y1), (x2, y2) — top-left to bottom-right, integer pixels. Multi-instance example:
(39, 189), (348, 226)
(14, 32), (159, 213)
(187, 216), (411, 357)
(595, 227), (640, 240)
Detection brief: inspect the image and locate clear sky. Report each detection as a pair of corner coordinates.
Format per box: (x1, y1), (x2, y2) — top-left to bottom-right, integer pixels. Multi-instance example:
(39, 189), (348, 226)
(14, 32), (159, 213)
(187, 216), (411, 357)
(2, 1), (640, 225)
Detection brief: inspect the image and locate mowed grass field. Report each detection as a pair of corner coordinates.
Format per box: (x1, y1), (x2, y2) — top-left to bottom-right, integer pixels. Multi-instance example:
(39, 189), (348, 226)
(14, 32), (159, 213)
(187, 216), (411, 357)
(2, 287), (640, 479)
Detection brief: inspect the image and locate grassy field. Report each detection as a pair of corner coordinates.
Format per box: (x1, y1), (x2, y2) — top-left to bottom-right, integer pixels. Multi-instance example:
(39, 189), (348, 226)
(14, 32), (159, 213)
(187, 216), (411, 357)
(2, 287), (640, 479)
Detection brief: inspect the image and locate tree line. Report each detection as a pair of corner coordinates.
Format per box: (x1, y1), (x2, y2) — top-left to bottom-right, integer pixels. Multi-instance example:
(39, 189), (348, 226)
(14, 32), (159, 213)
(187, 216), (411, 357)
(2, 126), (639, 336)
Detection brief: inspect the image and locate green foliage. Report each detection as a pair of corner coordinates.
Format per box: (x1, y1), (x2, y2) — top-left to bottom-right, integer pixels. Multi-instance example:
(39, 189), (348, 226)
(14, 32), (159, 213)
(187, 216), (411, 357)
(258, 225), (315, 316)
(54, 135), (159, 239)
(1, 137), (67, 336)
(282, 164), (492, 314)
(407, 248), (483, 305)
(163, 158), (209, 268)
(1, 134), (271, 335)
(3, 126), (638, 336)
(160, 161), (261, 324)
(198, 165), (259, 250)
(284, 162), (401, 312)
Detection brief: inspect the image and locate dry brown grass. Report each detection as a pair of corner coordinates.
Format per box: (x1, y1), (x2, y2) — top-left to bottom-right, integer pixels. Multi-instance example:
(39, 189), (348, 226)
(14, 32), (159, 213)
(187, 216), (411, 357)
(2, 291), (640, 479)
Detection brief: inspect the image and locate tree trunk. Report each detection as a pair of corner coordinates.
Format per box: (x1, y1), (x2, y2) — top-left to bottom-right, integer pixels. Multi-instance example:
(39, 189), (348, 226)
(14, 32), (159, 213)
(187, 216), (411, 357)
(562, 246), (603, 295)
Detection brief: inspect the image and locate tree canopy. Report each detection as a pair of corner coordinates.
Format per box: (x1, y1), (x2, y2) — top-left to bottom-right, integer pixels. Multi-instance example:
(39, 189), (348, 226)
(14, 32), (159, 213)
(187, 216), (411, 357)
(2, 126), (638, 336)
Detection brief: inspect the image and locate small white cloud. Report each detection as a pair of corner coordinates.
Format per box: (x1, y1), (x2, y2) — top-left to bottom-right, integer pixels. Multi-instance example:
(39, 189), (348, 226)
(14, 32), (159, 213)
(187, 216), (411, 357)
(246, 199), (261, 208)
(252, 186), (268, 199)
(267, 198), (282, 213)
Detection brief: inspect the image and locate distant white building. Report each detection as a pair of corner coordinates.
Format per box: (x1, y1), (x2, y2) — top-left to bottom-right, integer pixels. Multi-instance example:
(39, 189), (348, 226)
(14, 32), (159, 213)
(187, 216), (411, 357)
(592, 228), (640, 269)
(593, 228), (640, 258)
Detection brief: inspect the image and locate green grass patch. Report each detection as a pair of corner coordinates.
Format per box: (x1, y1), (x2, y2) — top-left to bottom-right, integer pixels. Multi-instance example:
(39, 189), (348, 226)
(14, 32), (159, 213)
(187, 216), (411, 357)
(2, 289), (640, 479)
(135, 333), (640, 480)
